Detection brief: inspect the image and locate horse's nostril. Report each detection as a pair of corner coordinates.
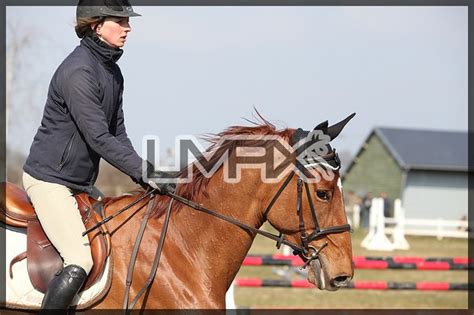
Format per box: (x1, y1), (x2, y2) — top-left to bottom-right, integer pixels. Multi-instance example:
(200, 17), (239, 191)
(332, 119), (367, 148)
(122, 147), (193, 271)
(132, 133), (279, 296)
(331, 275), (351, 288)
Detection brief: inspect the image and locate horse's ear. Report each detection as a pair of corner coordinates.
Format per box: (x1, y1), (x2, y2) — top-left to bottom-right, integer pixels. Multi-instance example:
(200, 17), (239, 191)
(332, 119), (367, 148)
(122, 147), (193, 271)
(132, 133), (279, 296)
(326, 113), (356, 140)
(313, 120), (329, 133)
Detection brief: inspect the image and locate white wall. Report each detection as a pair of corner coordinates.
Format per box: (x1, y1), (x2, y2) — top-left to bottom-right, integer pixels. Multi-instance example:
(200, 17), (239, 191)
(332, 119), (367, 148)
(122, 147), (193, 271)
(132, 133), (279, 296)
(402, 170), (467, 220)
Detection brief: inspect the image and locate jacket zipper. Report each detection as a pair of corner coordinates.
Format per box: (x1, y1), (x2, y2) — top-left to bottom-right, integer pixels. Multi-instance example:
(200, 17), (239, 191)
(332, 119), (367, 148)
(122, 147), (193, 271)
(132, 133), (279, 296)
(57, 132), (76, 170)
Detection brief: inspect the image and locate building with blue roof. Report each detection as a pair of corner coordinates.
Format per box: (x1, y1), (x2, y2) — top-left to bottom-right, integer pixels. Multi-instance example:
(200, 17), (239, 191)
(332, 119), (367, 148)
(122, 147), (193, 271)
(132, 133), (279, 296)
(342, 127), (467, 220)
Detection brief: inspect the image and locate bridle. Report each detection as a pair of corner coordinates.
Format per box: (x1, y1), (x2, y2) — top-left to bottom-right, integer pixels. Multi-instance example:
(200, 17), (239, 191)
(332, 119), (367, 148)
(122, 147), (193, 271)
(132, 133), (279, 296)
(86, 128), (352, 312)
(260, 148), (351, 268)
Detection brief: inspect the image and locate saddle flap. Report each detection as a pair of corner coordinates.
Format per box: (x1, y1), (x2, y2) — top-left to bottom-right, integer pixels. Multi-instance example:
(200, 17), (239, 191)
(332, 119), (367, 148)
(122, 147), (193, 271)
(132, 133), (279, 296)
(27, 220), (63, 293)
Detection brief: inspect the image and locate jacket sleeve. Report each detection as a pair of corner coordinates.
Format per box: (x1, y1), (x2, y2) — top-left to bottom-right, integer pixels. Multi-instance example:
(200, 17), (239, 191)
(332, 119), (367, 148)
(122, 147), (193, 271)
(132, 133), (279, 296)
(62, 67), (144, 183)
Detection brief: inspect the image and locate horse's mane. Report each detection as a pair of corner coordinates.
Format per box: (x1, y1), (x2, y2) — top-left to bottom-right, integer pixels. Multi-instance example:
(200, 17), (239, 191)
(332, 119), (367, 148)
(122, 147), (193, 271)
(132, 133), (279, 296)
(150, 114), (294, 218)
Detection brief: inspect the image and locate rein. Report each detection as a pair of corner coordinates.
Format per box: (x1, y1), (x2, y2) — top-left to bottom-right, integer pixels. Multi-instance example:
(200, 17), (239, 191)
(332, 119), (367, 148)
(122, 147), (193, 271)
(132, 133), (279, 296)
(82, 188), (157, 237)
(166, 180), (306, 254)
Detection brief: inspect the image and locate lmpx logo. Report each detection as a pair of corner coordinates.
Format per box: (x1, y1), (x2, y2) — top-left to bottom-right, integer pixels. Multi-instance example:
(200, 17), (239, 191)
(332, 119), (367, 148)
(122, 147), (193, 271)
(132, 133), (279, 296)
(142, 129), (338, 184)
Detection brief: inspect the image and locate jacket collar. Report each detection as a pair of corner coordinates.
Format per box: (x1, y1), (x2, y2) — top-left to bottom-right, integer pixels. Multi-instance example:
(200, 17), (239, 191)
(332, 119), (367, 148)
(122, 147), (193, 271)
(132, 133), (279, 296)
(81, 35), (124, 64)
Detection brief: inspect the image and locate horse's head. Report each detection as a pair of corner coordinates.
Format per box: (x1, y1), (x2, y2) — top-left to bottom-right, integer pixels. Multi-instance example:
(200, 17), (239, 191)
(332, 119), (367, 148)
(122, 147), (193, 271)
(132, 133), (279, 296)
(150, 112), (355, 292)
(264, 114), (355, 291)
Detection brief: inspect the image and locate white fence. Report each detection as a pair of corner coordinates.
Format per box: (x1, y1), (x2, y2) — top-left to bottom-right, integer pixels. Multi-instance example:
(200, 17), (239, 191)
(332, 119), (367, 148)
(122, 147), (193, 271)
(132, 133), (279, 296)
(360, 198), (468, 251)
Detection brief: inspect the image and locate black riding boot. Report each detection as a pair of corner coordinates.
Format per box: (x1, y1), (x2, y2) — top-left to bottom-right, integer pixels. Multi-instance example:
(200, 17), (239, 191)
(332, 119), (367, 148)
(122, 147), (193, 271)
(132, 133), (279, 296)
(41, 264), (88, 310)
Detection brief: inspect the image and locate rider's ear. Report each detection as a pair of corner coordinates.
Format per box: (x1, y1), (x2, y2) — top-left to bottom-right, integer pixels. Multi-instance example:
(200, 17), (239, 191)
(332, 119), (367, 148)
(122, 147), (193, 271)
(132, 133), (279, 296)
(326, 113), (356, 141)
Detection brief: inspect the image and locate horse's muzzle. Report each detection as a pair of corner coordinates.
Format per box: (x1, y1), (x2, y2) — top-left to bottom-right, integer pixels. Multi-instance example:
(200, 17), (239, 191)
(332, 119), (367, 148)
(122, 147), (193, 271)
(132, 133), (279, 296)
(308, 256), (352, 291)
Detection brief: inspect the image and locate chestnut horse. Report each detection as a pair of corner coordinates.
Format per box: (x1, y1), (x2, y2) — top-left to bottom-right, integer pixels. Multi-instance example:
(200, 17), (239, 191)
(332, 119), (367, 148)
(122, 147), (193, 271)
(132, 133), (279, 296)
(90, 117), (354, 309)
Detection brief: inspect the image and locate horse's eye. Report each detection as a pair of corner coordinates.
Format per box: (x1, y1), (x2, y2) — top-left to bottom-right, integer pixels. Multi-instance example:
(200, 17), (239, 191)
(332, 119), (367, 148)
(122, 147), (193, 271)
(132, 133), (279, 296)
(316, 190), (330, 201)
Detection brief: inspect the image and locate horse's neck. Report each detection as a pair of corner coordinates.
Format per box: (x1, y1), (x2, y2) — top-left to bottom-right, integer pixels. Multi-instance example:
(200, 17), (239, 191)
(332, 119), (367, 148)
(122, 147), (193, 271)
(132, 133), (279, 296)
(167, 170), (268, 292)
(103, 170), (273, 308)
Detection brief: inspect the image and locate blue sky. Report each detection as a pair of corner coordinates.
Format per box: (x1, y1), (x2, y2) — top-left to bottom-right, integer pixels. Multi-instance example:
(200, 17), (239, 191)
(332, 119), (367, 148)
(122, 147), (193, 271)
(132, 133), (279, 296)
(6, 6), (467, 159)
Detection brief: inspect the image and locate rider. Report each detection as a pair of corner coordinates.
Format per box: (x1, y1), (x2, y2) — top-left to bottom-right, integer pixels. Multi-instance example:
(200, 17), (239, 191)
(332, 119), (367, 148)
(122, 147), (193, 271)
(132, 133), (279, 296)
(22, 0), (172, 310)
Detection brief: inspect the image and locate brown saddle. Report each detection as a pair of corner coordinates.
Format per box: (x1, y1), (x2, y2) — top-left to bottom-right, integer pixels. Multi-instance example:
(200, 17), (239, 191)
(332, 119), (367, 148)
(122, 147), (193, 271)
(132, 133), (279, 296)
(1, 182), (111, 293)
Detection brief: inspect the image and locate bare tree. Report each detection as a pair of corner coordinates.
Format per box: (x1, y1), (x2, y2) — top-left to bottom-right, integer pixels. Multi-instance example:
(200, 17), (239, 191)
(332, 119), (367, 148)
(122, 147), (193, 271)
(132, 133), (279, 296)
(5, 19), (37, 184)
(6, 19), (37, 134)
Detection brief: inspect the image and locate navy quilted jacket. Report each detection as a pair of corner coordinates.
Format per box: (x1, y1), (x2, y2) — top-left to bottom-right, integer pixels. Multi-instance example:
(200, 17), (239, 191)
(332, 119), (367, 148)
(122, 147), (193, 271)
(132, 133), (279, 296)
(24, 35), (144, 193)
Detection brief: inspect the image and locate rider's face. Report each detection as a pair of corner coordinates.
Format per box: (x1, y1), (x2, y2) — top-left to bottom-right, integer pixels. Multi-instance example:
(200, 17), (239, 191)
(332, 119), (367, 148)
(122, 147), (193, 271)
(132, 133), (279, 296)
(95, 17), (131, 48)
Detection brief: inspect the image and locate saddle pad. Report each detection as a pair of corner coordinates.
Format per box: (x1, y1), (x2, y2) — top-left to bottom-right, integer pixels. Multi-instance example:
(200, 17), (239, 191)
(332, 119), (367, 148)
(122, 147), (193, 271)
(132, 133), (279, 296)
(3, 226), (112, 310)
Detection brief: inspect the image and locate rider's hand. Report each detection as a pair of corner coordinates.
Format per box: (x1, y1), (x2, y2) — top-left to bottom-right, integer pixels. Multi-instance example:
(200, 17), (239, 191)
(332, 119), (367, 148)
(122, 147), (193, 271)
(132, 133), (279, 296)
(146, 171), (177, 195)
(148, 180), (176, 195)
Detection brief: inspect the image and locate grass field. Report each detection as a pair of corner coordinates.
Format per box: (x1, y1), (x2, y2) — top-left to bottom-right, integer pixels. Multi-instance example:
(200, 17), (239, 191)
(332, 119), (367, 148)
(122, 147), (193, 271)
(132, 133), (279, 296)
(233, 226), (469, 309)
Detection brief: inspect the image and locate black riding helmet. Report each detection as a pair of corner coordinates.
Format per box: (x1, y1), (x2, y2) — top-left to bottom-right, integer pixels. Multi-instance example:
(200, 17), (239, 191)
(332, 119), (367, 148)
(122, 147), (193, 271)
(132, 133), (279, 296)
(77, 0), (141, 18)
